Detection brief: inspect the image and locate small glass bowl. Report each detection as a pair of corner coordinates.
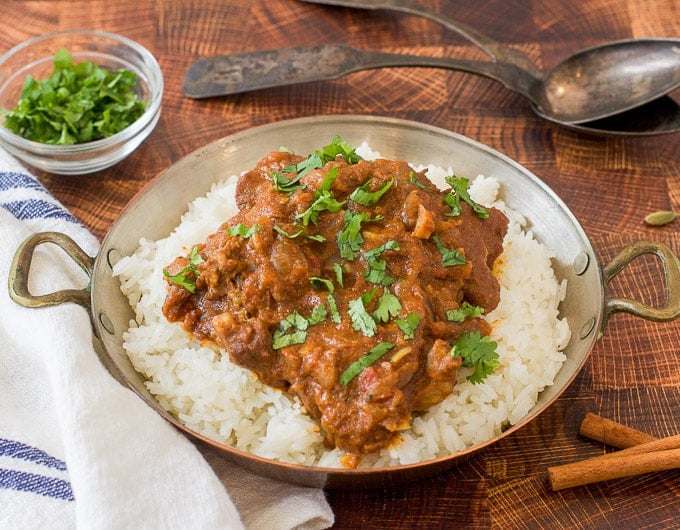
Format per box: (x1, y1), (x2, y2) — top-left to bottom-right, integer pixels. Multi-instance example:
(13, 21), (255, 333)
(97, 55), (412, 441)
(0, 30), (163, 175)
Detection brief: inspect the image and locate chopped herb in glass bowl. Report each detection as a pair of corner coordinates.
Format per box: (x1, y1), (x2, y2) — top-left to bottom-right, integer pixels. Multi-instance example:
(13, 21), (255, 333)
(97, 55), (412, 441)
(3, 47), (147, 145)
(0, 30), (163, 175)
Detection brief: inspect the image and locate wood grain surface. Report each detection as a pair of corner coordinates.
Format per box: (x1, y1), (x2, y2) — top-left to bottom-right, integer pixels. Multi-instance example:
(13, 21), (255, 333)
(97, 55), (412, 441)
(3, 1), (678, 528)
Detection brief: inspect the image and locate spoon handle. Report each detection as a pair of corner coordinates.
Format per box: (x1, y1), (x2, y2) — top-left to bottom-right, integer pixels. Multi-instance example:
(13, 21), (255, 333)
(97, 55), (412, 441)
(182, 44), (537, 99)
(297, 0), (542, 76)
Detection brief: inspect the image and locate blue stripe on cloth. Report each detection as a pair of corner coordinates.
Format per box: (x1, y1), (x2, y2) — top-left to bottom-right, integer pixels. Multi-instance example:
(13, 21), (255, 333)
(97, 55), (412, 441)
(2, 199), (79, 223)
(0, 171), (44, 192)
(0, 439), (67, 471)
(0, 468), (74, 501)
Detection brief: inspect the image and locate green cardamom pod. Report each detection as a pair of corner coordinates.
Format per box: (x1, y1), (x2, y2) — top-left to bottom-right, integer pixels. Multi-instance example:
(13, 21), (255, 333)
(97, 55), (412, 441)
(644, 210), (677, 226)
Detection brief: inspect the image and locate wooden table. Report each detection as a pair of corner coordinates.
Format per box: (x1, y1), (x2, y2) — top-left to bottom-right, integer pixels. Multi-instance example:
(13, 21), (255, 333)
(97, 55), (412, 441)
(4, 1), (678, 527)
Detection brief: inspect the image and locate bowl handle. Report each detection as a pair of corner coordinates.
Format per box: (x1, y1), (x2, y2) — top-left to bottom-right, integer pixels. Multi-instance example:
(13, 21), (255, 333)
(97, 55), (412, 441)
(601, 240), (680, 332)
(8, 231), (94, 310)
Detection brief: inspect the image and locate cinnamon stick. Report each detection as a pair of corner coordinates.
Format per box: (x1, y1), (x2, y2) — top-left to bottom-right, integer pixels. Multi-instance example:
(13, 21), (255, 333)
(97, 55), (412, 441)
(548, 433), (680, 491)
(579, 412), (657, 448)
(548, 447), (680, 490)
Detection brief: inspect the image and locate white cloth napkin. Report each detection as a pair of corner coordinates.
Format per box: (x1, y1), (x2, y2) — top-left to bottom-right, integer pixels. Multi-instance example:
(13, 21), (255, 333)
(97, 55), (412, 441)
(0, 147), (334, 530)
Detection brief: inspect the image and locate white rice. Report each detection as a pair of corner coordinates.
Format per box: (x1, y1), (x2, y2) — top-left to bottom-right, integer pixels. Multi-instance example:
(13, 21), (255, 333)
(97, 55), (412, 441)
(113, 143), (571, 468)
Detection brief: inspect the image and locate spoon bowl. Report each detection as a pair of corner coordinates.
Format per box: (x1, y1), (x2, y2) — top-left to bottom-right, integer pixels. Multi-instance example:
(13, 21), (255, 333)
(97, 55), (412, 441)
(535, 39), (680, 124)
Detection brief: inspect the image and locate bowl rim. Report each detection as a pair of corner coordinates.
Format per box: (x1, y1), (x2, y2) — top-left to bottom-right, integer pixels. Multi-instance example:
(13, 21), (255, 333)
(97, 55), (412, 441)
(0, 29), (164, 154)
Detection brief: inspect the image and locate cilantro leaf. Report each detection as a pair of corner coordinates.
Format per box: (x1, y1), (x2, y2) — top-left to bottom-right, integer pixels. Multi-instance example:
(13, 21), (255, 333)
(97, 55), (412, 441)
(309, 277), (341, 323)
(336, 211), (382, 261)
(337, 211), (369, 260)
(162, 268), (197, 293)
(450, 331), (499, 383)
(395, 313), (421, 339)
(309, 276), (335, 293)
(443, 192), (461, 217)
(339, 342), (395, 386)
(272, 305), (329, 350)
(308, 304), (327, 326)
(327, 293), (341, 324)
(363, 240), (399, 286)
(432, 235), (467, 267)
(349, 178), (393, 206)
(317, 135), (363, 165)
(282, 136), (363, 179)
(270, 169), (305, 195)
(409, 171), (429, 189)
(272, 311), (309, 349)
(296, 167), (345, 226)
(293, 154), (324, 177)
(162, 245), (203, 293)
(363, 240), (399, 263)
(444, 175), (489, 219)
(446, 301), (485, 323)
(373, 288), (402, 323)
(364, 266), (397, 286)
(332, 262), (344, 287)
(227, 223), (262, 238)
(348, 296), (377, 337)
(274, 224), (325, 242)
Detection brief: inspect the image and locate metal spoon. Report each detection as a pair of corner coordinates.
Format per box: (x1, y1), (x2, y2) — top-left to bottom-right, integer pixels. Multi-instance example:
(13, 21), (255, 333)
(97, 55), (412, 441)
(294, 0), (680, 126)
(183, 43), (680, 136)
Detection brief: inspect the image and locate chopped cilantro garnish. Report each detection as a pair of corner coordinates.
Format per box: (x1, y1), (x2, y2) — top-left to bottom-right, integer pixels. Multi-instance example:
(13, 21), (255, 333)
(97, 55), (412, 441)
(293, 154), (324, 178)
(395, 313), (421, 339)
(310, 276), (334, 293)
(446, 301), (485, 323)
(162, 245), (203, 293)
(274, 224), (325, 242)
(272, 311), (309, 349)
(272, 301), (334, 349)
(327, 293), (341, 324)
(332, 262), (344, 286)
(363, 240), (399, 286)
(432, 235), (467, 267)
(228, 223), (262, 238)
(3, 48), (146, 145)
(308, 304), (327, 326)
(337, 211), (369, 260)
(349, 178), (394, 206)
(317, 135), (363, 165)
(363, 240), (399, 263)
(409, 171), (429, 189)
(271, 170), (305, 195)
(450, 331), (499, 383)
(296, 167), (345, 226)
(348, 295), (378, 337)
(443, 191), (462, 217)
(318, 166), (339, 193)
(444, 175), (489, 219)
(339, 342), (395, 386)
(280, 135), (363, 179)
(364, 266), (396, 286)
(309, 277), (341, 323)
(372, 288), (402, 323)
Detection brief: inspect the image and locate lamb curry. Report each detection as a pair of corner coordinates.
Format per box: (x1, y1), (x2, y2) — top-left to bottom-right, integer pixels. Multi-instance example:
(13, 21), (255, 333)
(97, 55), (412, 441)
(162, 137), (508, 466)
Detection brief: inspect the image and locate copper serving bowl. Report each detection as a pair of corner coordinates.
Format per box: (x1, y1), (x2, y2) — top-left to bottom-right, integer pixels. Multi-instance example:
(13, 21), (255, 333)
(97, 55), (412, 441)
(10, 116), (680, 488)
